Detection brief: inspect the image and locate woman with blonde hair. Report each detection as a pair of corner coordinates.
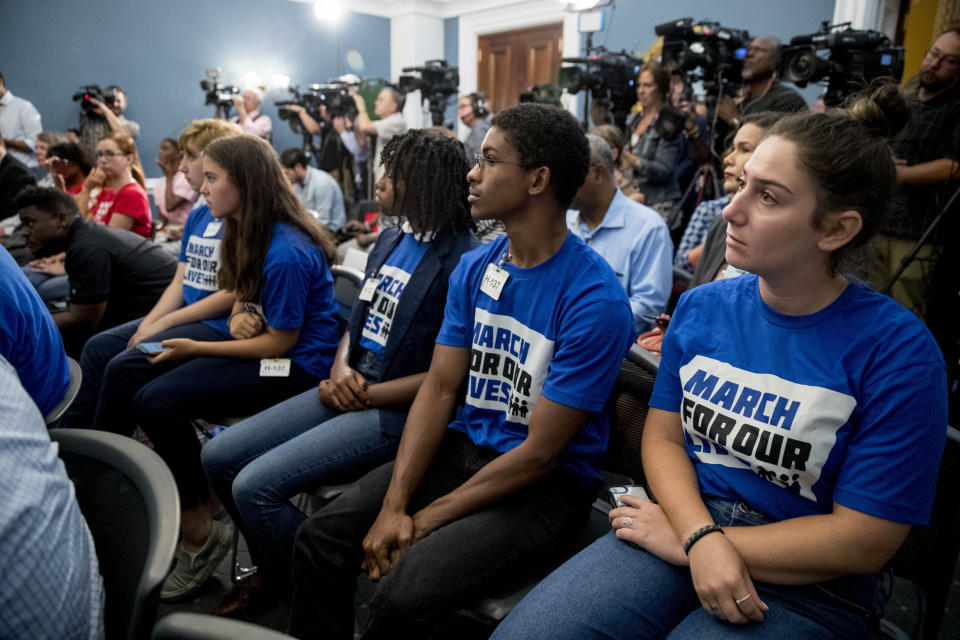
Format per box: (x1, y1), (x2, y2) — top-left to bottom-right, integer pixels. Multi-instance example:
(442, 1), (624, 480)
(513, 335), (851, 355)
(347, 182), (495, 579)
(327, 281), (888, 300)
(77, 131), (151, 237)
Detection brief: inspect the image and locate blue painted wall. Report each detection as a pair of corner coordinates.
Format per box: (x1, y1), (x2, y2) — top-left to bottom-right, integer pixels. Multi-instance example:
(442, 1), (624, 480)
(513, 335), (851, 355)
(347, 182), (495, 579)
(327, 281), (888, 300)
(0, 0), (390, 177)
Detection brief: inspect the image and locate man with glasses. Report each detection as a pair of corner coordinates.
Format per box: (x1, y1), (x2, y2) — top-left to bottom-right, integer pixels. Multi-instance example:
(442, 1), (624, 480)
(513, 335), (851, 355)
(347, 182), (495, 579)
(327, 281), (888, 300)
(870, 29), (960, 317)
(289, 104), (635, 639)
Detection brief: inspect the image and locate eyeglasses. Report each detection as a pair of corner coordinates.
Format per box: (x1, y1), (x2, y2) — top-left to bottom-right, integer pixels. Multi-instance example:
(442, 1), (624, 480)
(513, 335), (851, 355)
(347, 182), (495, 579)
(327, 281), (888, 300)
(96, 150), (127, 158)
(925, 48), (960, 67)
(473, 153), (528, 172)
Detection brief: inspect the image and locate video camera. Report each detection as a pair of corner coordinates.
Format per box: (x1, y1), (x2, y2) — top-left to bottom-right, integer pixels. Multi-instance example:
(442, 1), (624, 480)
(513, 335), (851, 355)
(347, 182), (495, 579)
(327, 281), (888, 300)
(199, 68), (240, 111)
(779, 22), (904, 106)
(559, 47), (641, 132)
(655, 18), (749, 98)
(398, 60), (460, 126)
(71, 85), (118, 113)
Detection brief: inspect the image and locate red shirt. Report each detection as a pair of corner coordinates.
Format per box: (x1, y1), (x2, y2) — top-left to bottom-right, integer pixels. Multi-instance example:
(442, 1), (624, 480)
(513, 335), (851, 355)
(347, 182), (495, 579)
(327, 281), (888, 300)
(89, 181), (152, 238)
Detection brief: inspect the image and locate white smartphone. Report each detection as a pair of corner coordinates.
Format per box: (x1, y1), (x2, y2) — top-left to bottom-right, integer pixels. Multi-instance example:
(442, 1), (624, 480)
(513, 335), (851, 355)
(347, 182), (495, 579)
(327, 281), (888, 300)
(608, 485), (650, 507)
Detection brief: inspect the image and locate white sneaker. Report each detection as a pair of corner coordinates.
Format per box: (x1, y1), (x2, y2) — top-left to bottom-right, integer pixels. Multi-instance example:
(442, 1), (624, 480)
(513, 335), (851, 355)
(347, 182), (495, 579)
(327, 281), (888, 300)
(160, 519), (234, 602)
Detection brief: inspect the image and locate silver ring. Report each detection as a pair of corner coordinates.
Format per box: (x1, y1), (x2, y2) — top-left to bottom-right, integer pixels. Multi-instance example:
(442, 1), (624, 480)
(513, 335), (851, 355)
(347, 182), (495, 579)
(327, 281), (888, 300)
(623, 517), (632, 528)
(735, 593), (751, 606)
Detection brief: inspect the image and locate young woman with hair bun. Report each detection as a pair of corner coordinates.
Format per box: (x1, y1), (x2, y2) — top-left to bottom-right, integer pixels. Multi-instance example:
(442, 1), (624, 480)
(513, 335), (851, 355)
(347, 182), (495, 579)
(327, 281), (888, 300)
(494, 83), (947, 640)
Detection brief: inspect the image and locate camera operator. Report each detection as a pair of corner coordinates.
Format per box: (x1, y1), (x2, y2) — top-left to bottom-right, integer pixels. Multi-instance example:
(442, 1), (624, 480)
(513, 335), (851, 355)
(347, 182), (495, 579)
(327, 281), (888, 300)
(0, 71), (43, 169)
(716, 36), (807, 131)
(78, 85), (140, 157)
(871, 29), (960, 317)
(217, 87), (272, 142)
(351, 87), (406, 180)
(457, 92), (492, 160)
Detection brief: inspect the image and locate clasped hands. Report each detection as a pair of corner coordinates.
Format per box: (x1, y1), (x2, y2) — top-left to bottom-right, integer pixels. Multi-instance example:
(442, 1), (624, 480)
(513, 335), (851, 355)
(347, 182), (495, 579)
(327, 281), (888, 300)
(609, 494), (768, 624)
(360, 506), (445, 581)
(317, 361), (372, 412)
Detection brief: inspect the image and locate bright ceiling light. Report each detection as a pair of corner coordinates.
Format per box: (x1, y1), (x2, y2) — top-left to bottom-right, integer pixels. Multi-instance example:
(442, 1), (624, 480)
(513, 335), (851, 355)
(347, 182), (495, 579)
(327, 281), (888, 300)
(314, 0), (344, 23)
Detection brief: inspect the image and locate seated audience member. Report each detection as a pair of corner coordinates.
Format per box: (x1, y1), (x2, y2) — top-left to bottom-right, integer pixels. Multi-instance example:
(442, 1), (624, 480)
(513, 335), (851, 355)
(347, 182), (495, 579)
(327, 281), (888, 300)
(0, 71), (43, 168)
(675, 112), (786, 273)
(218, 88), (272, 142)
(457, 92), (493, 160)
(872, 28), (960, 317)
(628, 62), (683, 226)
(48, 141), (93, 197)
(60, 119), (242, 432)
(0, 246), (69, 415)
(589, 124), (641, 200)
(78, 85), (140, 156)
(493, 85), (947, 640)
(288, 103), (635, 639)
(279, 148), (346, 231)
(352, 86), (407, 180)
(0, 355), (104, 640)
(0, 136), (36, 221)
(15, 187), (177, 354)
(33, 131), (67, 186)
(153, 137), (198, 237)
(201, 129), (479, 614)
(97, 135), (339, 602)
(567, 134), (672, 331)
(77, 132), (152, 238)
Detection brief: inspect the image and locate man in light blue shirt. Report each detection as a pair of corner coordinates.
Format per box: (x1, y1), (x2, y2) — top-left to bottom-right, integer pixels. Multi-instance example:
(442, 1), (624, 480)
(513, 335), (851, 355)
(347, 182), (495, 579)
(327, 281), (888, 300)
(0, 354), (104, 639)
(280, 148), (346, 232)
(567, 135), (672, 331)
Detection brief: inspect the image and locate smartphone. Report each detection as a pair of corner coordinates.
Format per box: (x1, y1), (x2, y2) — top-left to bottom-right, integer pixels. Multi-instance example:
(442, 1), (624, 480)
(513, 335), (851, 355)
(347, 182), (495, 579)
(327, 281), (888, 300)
(608, 485), (650, 507)
(137, 342), (168, 355)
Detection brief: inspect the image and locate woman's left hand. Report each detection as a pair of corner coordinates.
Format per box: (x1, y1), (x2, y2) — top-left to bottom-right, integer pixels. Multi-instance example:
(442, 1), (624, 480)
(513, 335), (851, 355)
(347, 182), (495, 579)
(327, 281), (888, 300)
(609, 494), (687, 566)
(688, 533), (769, 624)
(148, 338), (200, 363)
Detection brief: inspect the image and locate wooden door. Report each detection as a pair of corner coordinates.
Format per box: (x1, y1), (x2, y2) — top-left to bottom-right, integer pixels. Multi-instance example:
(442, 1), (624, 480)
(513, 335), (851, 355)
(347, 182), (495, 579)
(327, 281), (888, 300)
(478, 23), (563, 114)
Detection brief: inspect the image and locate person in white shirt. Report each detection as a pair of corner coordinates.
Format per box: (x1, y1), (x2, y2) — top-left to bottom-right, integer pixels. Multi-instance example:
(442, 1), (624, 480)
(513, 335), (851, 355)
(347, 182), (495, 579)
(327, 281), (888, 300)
(0, 71), (43, 169)
(351, 87), (406, 180)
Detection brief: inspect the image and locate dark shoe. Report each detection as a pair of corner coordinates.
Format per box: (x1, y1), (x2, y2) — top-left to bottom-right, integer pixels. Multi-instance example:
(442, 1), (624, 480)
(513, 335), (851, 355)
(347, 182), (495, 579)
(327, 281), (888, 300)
(213, 572), (275, 618)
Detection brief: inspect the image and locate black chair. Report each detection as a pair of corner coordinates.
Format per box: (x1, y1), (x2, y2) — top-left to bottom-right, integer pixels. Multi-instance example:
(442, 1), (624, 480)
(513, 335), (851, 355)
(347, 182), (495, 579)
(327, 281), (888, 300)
(44, 356), (82, 426)
(330, 264), (364, 329)
(152, 613), (296, 640)
(51, 429), (181, 640)
(467, 356), (659, 623)
(881, 426), (960, 640)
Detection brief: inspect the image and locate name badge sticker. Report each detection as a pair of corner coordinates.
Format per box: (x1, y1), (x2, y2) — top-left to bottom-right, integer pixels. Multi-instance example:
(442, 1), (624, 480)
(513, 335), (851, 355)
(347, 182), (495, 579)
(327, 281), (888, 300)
(480, 263), (509, 300)
(358, 277), (379, 302)
(203, 221), (223, 237)
(260, 358), (291, 377)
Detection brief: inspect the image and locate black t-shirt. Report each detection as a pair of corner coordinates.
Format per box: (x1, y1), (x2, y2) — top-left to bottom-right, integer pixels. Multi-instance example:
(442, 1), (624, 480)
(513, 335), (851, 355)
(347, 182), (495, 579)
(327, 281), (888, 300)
(65, 218), (177, 328)
(0, 154), (37, 220)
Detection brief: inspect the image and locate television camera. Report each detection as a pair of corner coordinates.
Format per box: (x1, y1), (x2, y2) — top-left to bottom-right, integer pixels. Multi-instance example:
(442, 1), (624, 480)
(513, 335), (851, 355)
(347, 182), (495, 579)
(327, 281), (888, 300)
(397, 60), (460, 126)
(558, 46), (641, 132)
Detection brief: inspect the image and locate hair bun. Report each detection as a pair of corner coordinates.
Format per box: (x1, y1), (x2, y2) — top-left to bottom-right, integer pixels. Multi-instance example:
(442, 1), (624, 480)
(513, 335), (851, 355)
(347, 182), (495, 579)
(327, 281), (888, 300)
(844, 79), (911, 140)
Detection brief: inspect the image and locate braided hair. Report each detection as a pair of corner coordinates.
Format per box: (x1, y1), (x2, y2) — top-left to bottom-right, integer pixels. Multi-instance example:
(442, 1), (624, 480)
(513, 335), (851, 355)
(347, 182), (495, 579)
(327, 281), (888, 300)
(380, 129), (472, 235)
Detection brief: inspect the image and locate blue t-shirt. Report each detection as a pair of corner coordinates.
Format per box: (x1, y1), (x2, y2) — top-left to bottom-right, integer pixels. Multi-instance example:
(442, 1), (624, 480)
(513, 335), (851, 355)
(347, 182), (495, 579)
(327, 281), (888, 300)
(258, 223), (340, 378)
(357, 233), (429, 377)
(650, 274), (947, 525)
(436, 233), (635, 484)
(178, 204), (229, 335)
(0, 248), (69, 416)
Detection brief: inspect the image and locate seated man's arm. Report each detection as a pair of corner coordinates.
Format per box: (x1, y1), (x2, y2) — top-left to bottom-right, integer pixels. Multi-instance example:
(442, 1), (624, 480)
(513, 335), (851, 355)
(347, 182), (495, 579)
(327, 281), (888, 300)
(55, 301), (107, 333)
(897, 158), (960, 184)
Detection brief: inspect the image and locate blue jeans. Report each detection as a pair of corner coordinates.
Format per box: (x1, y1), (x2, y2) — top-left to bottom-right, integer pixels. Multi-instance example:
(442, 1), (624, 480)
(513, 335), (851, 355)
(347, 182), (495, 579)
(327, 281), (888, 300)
(61, 318), (226, 432)
(201, 388), (399, 588)
(492, 497), (883, 640)
(23, 267), (70, 301)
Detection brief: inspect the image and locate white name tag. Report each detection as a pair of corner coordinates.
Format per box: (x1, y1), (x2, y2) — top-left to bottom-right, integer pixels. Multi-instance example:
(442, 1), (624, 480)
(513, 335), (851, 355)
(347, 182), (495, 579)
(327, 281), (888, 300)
(203, 221), (222, 238)
(480, 263), (509, 300)
(358, 277), (379, 302)
(259, 358), (291, 377)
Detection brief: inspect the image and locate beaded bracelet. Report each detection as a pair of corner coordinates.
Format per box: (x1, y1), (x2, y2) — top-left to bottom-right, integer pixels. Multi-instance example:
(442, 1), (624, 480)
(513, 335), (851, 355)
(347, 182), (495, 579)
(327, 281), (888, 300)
(683, 523), (724, 555)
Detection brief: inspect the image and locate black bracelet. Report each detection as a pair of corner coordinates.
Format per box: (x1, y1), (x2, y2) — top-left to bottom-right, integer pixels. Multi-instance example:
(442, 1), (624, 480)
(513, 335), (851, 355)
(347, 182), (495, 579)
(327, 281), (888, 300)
(683, 524), (724, 555)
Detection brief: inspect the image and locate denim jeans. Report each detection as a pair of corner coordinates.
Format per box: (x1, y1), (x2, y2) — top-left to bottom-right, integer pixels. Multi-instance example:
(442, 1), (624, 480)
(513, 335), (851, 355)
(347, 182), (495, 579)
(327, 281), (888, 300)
(61, 319), (226, 432)
(201, 388), (399, 588)
(492, 496), (884, 640)
(288, 429), (597, 640)
(22, 267), (70, 301)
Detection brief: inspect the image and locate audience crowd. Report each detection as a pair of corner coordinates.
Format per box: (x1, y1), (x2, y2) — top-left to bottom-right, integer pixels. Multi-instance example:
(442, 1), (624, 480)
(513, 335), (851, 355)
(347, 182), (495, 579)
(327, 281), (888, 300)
(0, 26), (957, 640)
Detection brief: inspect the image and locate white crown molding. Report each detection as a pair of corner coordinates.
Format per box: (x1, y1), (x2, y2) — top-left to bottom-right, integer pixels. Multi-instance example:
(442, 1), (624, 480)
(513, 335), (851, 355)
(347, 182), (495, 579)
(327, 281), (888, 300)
(285, 0), (555, 20)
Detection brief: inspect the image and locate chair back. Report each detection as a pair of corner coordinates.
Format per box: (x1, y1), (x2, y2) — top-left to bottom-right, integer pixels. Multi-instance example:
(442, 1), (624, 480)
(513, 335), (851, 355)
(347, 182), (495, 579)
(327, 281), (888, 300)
(44, 356), (82, 426)
(151, 613), (297, 640)
(51, 429), (180, 640)
(886, 426), (960, 639)
(330, 264), (364, 330)
(604, 348), (659, 486)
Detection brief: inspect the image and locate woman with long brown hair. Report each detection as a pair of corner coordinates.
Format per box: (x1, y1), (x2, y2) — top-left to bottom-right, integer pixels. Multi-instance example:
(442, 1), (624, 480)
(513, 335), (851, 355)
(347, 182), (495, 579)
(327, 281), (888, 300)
(95, 134), (341, 602)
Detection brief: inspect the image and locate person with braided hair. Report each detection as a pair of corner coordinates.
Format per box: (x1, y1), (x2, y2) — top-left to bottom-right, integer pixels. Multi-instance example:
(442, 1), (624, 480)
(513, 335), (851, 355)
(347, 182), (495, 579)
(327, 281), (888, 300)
(201, 129), (478, 616)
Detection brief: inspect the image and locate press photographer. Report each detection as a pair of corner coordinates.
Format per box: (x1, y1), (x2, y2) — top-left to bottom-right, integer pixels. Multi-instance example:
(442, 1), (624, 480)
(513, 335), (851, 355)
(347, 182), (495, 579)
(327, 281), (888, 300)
(351, 85), (406, 181)
(457, 92), (491, 160)
(397, 59), (459, 127)
(216, 86), (271, 141)
(559, 46), (640, 132)
(73, 84), (140, 157)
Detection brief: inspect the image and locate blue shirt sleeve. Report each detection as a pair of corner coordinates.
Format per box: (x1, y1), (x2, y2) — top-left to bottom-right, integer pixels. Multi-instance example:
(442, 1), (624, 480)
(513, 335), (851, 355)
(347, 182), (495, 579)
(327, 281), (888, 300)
(261, 247), (310, 331)
(435, 258), (472, 349)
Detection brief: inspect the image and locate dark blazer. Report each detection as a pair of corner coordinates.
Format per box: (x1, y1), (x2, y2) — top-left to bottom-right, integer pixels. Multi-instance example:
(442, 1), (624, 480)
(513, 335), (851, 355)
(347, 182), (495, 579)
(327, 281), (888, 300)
(347, 225), (479, 436)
